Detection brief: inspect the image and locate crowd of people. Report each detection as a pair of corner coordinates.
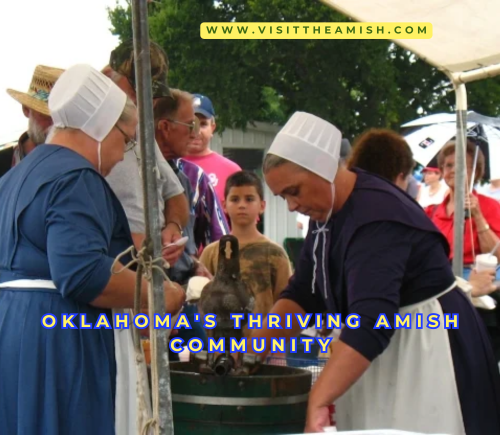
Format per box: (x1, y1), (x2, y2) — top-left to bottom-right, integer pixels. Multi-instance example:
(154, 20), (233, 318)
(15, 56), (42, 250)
(0, 37), (500, 435)
(0, 40), (249, 434)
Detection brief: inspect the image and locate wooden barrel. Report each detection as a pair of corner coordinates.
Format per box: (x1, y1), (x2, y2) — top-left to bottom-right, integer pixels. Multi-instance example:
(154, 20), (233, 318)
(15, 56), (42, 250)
(170, 361), (312, 435)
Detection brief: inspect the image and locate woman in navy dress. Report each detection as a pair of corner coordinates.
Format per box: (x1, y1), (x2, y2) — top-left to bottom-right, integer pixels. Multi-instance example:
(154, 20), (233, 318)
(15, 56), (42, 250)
(0, 64), (185, 434)
(253, 112), (500, 434)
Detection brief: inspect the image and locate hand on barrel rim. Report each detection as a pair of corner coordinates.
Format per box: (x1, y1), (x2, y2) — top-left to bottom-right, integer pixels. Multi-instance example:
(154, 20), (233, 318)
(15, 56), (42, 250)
(304, 404), (331, 433)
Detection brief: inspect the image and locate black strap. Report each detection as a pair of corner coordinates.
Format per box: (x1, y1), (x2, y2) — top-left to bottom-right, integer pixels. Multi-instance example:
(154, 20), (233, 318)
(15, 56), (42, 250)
(0, 146), (15, 178)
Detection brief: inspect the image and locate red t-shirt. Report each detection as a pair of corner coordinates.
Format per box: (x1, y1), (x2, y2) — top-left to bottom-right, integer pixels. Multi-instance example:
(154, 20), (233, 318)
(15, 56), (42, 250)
(425, 192), (500, 264)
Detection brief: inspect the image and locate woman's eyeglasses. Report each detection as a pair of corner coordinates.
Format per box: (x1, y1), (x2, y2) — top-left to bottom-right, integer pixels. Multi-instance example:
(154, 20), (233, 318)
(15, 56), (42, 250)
(115, 124), (137, 152)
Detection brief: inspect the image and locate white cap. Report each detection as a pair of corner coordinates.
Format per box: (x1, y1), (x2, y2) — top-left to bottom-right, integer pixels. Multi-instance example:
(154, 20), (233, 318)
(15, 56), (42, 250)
(267, 112), (342, 182)
(49, 64), (127, 142)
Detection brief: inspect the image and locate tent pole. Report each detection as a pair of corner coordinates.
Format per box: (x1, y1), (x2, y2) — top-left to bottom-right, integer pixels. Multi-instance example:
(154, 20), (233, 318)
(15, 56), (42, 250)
(450, 79), (468, 277)
(131, 0), (174, 434)
(456, 63), (500, 84)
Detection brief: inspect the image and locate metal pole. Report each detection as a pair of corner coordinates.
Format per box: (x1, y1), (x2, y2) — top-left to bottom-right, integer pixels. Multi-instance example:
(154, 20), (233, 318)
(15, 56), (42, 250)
(456, 63), (500, 84)
(451, 82), (468, 277)
(130, 1), (174, 434)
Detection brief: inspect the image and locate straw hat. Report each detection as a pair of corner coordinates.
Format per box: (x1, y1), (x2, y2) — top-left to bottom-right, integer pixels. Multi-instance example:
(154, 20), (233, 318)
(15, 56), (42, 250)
(6, 65), (64, 116)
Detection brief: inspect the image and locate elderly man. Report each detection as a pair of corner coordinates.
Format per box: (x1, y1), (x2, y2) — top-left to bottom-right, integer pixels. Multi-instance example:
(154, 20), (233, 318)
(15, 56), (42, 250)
(155, 90), (229, 251)
(154, 89), (229, 284)
(103, 39), (189, 266)
(0, 65), (64, 177)
(153, 88), (230, 357)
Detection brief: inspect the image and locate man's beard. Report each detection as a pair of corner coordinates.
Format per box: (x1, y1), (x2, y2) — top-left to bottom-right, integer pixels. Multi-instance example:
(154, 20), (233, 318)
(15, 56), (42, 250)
(28, 113), (49, 145)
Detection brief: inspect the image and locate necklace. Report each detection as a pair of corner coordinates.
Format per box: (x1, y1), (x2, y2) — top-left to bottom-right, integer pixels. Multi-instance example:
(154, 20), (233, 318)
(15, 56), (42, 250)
(428, 184), (442, 196)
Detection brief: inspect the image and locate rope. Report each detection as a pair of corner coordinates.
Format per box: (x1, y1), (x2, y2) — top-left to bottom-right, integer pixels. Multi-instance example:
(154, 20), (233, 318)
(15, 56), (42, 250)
(311, 184), (334, 300)
(112, 243), (173, 435)
(141, 418), (157, 435)
(111, 244), (171, 282)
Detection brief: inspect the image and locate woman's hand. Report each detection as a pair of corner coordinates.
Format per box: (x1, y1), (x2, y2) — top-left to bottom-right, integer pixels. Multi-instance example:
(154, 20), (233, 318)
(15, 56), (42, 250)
(466, 193), (482, 218)
(469, 269), (497, 297)
(305, 404), (331, 433)
(164, 281), (186, 315)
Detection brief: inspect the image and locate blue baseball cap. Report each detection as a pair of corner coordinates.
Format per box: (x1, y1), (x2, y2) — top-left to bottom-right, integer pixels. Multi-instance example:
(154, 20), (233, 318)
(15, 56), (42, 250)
(193, 94), (215, 118)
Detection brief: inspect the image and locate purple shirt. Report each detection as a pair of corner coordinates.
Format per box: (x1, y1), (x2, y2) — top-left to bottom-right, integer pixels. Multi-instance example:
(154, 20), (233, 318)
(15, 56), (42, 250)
(176, 159), (229, 249)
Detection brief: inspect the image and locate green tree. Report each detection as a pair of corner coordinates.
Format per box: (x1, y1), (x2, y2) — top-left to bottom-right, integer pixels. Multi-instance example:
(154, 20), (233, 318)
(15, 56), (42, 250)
(108, 0), (500, 140)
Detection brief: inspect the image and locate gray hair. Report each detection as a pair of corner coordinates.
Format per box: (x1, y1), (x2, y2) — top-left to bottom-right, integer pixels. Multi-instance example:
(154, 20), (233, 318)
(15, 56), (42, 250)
(153, 88), (193, 125)
(28, 111), (49, 145)
(46, 97), (136, 141)
(119, 97), (137, 124)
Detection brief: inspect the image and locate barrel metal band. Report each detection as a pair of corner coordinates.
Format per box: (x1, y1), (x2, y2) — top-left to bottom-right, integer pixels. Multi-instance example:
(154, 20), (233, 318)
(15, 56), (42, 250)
(172, 393), (309, 406)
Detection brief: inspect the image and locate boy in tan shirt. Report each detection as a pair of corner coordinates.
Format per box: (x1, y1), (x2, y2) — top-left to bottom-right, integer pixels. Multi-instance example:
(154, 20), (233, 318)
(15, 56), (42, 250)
(200, 171), (292, 335)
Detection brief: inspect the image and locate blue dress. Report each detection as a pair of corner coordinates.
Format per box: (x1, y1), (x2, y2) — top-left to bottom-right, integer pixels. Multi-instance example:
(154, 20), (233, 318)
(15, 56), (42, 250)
(0, 145), (134, 434)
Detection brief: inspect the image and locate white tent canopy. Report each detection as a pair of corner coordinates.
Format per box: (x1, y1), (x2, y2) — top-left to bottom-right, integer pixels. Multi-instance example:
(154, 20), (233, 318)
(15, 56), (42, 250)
(320, 0), (500, 77)
(320, 0), (500, 275)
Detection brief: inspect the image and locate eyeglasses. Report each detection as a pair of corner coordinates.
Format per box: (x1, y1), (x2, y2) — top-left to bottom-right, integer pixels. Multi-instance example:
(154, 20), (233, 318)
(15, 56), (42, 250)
(165, 117), (200, 135)
(115, 124), (137, 152)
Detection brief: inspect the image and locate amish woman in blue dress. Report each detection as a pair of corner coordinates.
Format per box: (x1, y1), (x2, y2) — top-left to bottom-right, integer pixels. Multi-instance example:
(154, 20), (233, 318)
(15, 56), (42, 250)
(0, 64), (185, 434)
(254, 112), (500, 434)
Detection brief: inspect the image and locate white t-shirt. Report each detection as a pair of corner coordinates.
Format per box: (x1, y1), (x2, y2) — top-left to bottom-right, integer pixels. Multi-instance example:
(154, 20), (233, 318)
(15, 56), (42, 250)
(418, 182), (449, 208)
(106, 140), (183, 233)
